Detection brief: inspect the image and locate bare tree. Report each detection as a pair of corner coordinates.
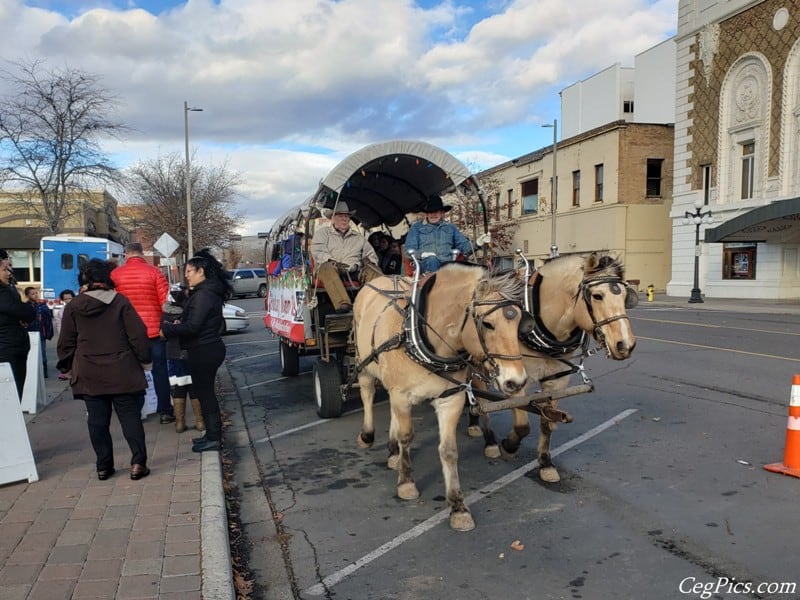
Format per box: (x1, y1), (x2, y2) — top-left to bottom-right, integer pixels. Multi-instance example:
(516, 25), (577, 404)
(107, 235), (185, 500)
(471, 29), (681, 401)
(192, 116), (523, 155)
(449, 167), (519, 257)
(125, 152), (243, 259)
(0, 59), (126, 233)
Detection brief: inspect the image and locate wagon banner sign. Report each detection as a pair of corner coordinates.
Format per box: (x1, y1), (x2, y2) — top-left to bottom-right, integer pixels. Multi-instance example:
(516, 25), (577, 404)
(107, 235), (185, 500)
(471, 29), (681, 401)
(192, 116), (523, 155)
(266, 270), (309, 343)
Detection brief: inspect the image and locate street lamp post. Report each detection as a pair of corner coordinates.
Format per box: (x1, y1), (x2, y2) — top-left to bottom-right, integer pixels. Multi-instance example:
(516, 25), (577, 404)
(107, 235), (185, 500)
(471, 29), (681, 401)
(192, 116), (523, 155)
(184, 101), (203, 258)
(683, 198), (713, 303)
(542, 119), (559, 258)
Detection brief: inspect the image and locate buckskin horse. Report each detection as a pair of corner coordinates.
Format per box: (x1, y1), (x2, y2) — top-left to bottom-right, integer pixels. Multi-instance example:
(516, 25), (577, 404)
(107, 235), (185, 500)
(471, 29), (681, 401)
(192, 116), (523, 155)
(352, 262), (529, 531)
(469, 253), (636, 483)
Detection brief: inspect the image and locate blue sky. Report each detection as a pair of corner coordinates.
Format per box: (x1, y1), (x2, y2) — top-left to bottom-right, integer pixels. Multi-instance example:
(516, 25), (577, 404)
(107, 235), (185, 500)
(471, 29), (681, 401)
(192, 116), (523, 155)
(1, 0), (677, 235)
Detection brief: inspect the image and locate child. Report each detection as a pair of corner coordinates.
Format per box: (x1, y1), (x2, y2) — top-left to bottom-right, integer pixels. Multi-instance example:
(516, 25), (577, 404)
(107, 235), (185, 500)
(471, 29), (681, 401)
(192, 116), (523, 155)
(24, 287), (54, 378)
(162, 285), (205, 433)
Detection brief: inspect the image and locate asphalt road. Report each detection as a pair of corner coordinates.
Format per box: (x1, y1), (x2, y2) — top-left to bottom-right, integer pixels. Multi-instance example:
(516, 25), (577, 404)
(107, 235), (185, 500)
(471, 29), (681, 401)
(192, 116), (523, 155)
(222, 297), (800, 600)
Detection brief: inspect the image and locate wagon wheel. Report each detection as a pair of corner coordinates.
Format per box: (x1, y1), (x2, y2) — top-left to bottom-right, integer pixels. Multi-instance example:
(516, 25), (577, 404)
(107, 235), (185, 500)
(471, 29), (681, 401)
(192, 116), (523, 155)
(280, 341), (300, 376)
(314, 358), (343, 418)
(258, 284), (267, 298)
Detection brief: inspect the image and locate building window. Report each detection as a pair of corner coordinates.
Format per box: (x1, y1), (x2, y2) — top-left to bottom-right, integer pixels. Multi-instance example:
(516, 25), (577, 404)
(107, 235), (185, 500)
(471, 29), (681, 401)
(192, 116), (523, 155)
(702, 164), (712, 205)
(506, 189), (514, 219)
(10, 250), (39, 283)
(741, 141), (755, 199)
(494, 192), (500, 221)
(595, 164), (604, 202)
(646, 159), (663, 197)
(572, 170), (580, 206)
(723, 243), (756, 279)
(623, 100), (634, 113)
(521, 179), (538, 215)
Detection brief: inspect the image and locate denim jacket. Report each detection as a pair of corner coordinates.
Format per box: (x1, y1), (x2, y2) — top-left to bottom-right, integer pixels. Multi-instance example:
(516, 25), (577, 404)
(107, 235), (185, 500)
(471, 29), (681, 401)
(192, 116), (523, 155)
(405, 220), (473, 262)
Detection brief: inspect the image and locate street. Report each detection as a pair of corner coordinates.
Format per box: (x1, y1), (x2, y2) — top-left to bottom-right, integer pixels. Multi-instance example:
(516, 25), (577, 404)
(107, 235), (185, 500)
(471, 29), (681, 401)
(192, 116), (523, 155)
(221, 297), (800, 600)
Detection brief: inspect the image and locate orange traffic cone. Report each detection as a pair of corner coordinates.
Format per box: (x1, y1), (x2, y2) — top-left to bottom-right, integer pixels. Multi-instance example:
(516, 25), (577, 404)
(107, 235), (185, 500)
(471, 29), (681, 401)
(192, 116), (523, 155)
(764, 374), (800, 478)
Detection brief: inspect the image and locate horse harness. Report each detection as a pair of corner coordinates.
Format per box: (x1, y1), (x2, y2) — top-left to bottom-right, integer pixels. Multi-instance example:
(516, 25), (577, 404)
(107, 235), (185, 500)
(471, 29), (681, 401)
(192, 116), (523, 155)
(520, 270), (631, 384)
(346, 272), (524, 399)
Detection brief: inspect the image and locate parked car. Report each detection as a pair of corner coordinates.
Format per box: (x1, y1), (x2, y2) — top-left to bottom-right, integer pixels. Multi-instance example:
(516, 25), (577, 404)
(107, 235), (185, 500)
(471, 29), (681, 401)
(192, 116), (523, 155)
(226, 268), (268, 298)
(222, 303), (249, 334)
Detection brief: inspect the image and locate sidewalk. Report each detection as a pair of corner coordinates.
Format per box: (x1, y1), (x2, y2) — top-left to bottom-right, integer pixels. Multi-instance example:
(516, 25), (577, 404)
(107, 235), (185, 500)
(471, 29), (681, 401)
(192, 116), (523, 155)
(0, 351), (235, 600)
(641, 292), (800, 315)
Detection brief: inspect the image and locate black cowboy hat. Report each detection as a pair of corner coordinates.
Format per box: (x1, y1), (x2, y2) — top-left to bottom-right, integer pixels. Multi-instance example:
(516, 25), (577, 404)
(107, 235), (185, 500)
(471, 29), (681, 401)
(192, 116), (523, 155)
(423, 194), (452, 213)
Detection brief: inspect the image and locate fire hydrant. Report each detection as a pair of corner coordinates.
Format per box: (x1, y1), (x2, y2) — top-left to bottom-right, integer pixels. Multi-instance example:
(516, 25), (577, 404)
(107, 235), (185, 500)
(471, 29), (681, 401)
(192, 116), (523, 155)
(646, 284), (655, 302)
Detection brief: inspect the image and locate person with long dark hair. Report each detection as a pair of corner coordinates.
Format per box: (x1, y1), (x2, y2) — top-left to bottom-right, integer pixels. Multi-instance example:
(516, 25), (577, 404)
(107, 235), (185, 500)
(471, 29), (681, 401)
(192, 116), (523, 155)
(0, 249), (35, 399)
(57, 259), (152, 481)
(161, 249), (231, 452)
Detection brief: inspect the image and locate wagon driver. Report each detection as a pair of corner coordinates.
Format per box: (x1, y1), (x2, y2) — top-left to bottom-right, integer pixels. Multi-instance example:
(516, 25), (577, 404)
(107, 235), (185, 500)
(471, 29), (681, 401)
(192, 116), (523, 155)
(405, 194), (490, 274)
(310, 201), (381, 313)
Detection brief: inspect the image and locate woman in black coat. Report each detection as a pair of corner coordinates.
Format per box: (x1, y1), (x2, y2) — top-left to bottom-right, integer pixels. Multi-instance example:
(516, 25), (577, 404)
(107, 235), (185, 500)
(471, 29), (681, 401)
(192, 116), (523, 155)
(0, 249), (35, 399)
(161, 249), (232, 452)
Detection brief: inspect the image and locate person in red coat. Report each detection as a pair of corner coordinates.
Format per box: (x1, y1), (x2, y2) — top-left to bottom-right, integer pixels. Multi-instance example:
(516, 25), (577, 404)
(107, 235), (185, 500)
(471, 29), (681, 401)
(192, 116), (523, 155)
(111, 242), (174, 424)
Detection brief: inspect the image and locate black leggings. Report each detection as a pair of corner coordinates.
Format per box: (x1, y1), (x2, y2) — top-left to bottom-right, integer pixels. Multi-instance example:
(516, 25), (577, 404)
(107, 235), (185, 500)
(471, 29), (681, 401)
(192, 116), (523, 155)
(187, 340), (226, 441)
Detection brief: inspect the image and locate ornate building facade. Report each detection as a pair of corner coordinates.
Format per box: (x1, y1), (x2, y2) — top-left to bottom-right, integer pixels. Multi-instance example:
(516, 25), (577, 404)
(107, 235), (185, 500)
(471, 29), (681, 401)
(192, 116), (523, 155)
(668, 0), (800, 298)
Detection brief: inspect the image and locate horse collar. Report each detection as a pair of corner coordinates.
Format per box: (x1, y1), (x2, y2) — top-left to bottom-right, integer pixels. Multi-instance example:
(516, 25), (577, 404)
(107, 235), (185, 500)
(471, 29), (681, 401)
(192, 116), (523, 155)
(520, 272), (586, 356)
(403, 272), (471, 372)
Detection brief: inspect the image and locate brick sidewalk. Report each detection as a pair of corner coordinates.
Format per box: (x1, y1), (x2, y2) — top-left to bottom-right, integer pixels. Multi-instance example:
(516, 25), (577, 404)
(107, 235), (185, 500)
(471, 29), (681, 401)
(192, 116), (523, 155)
(0, 392), (205, 600)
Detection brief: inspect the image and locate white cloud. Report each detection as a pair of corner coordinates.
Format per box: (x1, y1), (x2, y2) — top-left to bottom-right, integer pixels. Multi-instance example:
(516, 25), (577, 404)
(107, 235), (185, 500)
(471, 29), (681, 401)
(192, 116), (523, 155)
(0, 0), (677, 236)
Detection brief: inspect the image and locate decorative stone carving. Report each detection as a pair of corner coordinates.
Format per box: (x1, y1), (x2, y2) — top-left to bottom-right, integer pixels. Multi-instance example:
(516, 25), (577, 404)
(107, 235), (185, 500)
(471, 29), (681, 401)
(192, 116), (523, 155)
(699, 23), (719, 82)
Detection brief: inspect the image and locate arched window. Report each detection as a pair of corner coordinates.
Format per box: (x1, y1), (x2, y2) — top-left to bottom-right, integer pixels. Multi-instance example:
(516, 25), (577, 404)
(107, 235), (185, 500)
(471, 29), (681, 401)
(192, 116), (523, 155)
(717, 54), (771, 203)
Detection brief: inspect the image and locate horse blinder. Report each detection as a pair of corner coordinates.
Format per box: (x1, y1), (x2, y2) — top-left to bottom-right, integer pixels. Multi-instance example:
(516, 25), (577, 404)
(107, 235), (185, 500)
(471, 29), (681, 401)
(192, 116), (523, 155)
(518, 310), (535, 337)
(624, 286), (639, 309)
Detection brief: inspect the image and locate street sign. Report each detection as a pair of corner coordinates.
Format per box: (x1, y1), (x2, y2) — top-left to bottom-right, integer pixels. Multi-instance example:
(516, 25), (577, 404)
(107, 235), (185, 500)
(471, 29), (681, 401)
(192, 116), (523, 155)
(154, 233), (180, 257)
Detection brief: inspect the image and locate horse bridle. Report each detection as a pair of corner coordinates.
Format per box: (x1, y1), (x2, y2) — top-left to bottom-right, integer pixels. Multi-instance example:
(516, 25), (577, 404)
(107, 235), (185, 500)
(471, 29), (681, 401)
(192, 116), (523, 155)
(579, 275), (631, 351)
(467, 294), (524, 383)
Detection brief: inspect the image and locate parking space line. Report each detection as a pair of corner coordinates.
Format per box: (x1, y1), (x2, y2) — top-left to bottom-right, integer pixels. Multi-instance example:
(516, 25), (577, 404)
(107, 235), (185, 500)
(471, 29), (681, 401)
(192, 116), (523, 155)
(239, 371), (312, 390)
(254, 405), (369, 443)
(303, 408), (638, 596)
(229, 351), (279, 363)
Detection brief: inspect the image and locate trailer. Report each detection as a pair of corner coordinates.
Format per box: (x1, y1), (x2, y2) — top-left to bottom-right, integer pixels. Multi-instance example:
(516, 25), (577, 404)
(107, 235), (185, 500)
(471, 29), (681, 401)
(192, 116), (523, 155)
(40, 236), (124, 301)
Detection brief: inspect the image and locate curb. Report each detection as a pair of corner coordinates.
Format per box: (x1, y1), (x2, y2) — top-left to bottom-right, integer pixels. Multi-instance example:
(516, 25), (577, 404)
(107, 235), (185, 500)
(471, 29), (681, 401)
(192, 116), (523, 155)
(201, 450), (236, 600)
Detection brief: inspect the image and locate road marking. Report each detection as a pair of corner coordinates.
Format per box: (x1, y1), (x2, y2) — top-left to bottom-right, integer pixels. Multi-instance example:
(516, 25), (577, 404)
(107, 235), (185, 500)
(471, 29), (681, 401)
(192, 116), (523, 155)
(224, 340), (279, 347)
(632, 316), (800, 336)
(239, 371), (312, 389)
(254, 405), (370, 443)
(637, 335), (800, 362)
(303, 408), (638, 596)
(229, 351), (278, 363)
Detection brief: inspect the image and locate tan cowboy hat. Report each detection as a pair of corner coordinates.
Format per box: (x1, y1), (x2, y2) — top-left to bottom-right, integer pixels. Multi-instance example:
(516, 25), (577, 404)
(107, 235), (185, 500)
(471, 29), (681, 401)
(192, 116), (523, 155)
(423, 194), (452, 213)
(332, 201), (357, 215)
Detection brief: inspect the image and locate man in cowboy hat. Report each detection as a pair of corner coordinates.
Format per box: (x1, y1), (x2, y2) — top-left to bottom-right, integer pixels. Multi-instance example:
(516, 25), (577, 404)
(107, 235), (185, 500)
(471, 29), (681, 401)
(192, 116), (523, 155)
(405, 194), (489, 274)
(311, 201), (381, 313)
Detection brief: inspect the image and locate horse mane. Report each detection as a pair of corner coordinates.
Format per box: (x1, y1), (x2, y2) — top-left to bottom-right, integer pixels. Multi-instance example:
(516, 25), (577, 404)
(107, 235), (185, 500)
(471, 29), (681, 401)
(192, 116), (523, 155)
(539, 253), (625, 281)
(587, 254), (626, 280)
(437, 262), (524, 303)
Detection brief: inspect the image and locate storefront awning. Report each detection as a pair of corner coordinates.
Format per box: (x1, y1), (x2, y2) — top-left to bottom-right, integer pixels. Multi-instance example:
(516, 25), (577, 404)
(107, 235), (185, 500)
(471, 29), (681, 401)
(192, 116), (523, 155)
(704, 197), (800, 243)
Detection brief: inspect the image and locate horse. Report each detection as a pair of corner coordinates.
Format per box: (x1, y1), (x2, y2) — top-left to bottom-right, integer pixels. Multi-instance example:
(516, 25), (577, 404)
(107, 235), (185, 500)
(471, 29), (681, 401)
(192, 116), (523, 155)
(352, 263), (529, 531)
(470, 253), (636, 483)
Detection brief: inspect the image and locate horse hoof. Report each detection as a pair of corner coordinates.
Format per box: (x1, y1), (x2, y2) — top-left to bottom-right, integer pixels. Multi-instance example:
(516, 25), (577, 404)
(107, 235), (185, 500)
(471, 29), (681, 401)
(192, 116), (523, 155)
(449, 511), (475, 531)
(539, 466), (560, 483)
(356, 432), (373, 449)
(387, 454), (400, 470)
(397, 482), (419, 500)
(484, 445), (501, 459)
(466, 425), (483, 438)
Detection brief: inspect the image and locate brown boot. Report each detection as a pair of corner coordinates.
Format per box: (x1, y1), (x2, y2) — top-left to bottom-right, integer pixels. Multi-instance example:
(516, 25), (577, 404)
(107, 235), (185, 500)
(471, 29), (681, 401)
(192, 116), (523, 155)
(190, 398), (206, 432)
(173, 397), (187, 433)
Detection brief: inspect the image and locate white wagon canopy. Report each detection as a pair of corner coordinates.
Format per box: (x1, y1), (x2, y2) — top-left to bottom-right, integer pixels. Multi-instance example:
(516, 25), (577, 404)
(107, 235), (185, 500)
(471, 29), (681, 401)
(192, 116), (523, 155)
(311, 140), (486, 229)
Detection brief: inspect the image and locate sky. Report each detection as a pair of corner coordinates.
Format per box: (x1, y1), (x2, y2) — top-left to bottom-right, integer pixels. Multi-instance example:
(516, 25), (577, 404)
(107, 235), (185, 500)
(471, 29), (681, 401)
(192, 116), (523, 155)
(0, 0), (678, 236)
